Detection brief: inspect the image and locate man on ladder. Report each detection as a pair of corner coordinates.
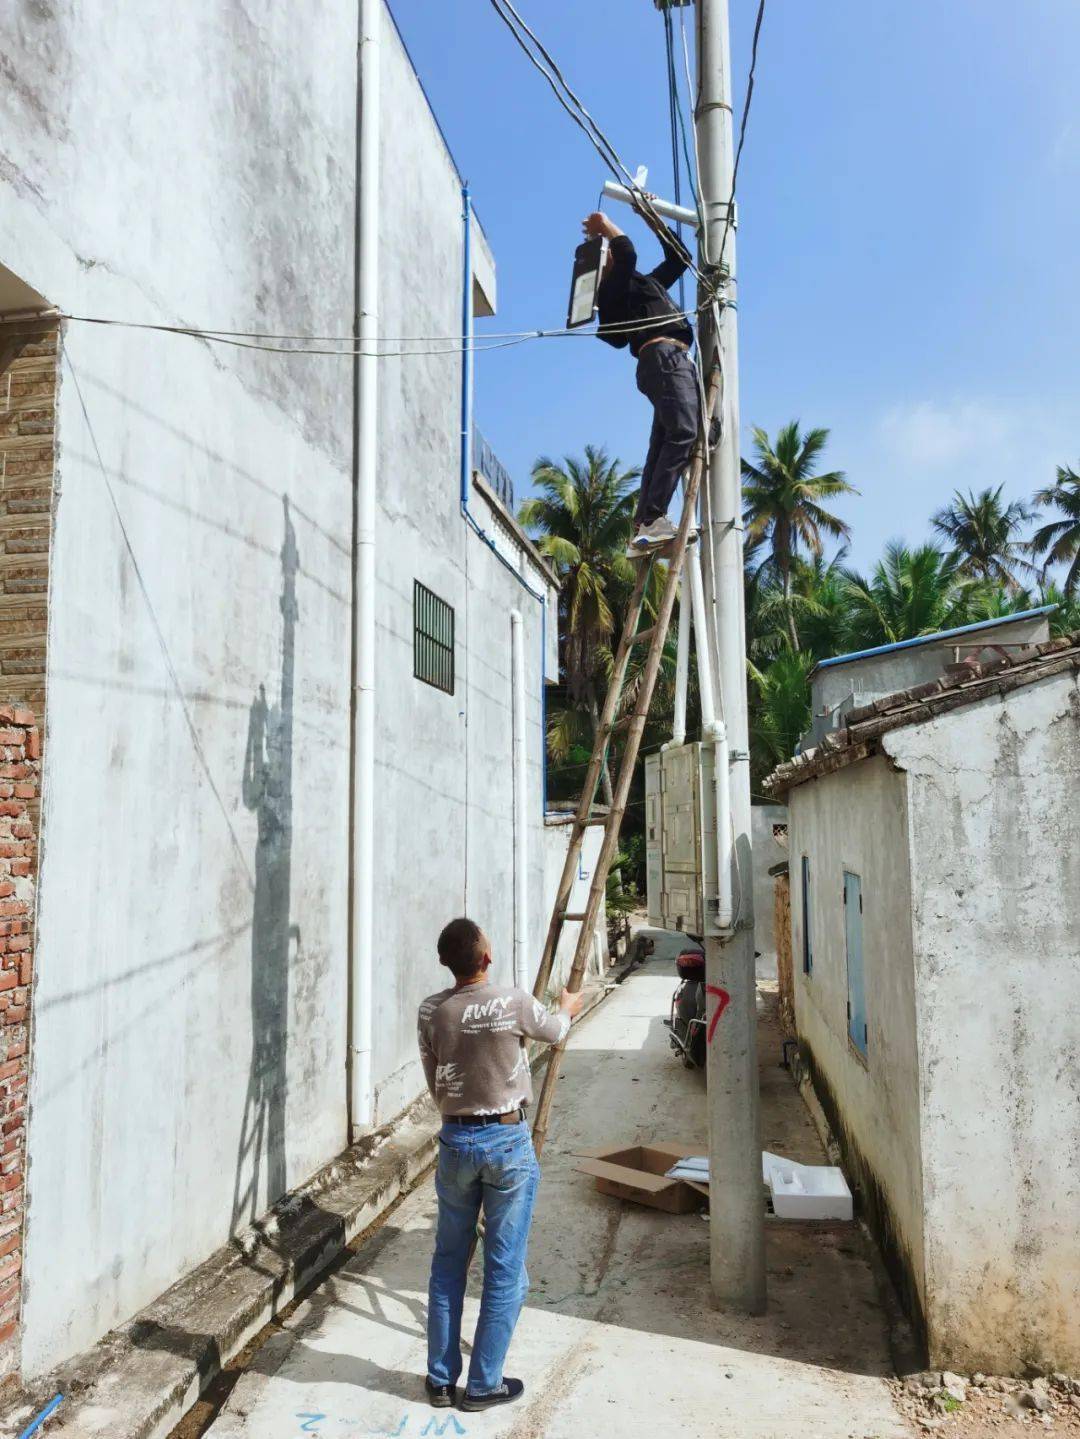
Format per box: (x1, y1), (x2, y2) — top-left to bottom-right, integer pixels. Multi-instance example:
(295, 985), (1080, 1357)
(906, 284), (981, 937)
(583, 201), (701, 557)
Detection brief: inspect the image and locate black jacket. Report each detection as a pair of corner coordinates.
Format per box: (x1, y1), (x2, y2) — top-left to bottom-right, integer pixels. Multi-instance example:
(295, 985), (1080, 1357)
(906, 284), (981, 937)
(596, 226), (693, 358)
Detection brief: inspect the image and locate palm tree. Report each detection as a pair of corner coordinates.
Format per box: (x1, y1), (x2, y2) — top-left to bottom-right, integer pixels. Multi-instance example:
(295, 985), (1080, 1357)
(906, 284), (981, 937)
(742, 422), (856, 651)
(931, 485), (1036, 590)
(519, 446), (639, 804)
(748, 649), (816, 783)
(841, 541), (983, 649)
(1029, 464), (1080, 597)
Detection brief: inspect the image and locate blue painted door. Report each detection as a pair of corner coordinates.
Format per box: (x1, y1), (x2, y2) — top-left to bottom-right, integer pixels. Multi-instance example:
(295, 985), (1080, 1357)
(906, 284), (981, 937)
(800, 856), (813, 974)
(844, 871), (867, 1056)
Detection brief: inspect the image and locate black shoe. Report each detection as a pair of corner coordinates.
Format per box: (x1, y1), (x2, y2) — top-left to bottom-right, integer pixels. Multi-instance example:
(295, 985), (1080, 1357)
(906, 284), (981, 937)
(425, 1378), (457, 1408)
(460, 1378), (525, 1412)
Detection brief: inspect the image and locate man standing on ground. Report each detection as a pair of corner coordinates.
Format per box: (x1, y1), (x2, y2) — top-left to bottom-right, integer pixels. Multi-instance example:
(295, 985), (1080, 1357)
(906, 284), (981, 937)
(418, 917), (585, 1413)
(584, 204), (702, 557)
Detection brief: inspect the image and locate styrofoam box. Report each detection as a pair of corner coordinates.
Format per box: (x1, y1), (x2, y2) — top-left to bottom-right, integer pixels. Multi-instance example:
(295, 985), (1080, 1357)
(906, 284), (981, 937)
(761, 1149), (853, 1221)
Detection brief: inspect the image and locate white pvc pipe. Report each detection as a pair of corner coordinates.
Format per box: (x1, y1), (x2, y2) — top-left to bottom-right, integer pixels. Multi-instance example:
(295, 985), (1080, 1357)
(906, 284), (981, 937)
(711, 718), (733, 930)
(511, 610), (528, 990)
(349, 0), (380, 1134)
(669, 575), (691, 748)
(688, 546), (733, 929)
(688, 547), (716, 730)
(602, 180), (699, 229)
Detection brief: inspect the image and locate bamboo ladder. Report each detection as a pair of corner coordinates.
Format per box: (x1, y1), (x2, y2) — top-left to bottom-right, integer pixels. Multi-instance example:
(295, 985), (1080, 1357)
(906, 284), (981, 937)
(529, 368), (720, 1158)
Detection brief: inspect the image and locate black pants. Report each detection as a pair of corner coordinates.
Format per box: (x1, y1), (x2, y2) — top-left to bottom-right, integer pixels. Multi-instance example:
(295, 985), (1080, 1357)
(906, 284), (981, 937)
(635, 342), (701, 526)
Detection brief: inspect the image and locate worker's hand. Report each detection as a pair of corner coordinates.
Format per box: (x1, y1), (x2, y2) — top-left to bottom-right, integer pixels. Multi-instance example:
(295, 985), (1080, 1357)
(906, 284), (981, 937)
(558, 987), (587, 1018)
(582, 211), (618, 240)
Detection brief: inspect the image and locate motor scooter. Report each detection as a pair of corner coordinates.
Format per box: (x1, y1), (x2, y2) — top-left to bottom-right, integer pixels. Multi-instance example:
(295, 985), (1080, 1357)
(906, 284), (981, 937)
(666, 946), (707, 1068)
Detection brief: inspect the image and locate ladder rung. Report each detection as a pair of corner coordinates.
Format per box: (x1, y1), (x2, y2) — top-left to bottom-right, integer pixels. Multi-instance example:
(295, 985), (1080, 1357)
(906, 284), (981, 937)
(562, 911), (589, 922)
(611, 712), (636, 734)
(631, 624), (659, 646)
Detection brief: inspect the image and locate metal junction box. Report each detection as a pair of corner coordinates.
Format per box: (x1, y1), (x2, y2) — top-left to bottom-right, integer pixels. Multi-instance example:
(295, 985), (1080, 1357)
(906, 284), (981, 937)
(645, 742), (718, 940)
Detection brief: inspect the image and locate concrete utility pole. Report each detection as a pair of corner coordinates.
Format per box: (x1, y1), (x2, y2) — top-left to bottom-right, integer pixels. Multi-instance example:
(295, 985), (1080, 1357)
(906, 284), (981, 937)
(694, 0), (767, 1311)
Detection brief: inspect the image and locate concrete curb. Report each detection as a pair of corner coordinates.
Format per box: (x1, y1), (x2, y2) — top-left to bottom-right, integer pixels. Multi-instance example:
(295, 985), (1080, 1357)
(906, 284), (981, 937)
(1, 1102), (441, 1439)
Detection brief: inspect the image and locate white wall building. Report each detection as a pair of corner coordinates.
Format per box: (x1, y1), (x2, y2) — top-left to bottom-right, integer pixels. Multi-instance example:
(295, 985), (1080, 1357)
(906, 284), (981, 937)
(767, 630), (1080, 1373)
(0, 0), (579, 1380)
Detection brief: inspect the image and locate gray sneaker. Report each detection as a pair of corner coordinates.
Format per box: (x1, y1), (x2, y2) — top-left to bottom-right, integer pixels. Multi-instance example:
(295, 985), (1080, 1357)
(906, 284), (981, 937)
(629, 516), (678, 555)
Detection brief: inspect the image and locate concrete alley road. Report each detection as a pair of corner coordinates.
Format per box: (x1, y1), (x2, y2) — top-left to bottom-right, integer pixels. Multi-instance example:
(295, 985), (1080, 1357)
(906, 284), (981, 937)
(202, 955), (910, 1439)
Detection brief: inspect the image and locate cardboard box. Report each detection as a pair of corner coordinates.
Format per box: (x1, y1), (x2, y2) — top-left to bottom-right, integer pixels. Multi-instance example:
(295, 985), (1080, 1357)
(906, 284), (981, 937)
(574, 1141), (708, 1213)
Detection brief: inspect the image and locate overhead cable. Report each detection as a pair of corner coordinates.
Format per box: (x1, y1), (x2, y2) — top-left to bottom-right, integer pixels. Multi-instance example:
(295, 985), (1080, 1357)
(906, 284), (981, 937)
(5, 301), (726, 360)
(715, 0), (767, 273)
(485, 0), (713, 293)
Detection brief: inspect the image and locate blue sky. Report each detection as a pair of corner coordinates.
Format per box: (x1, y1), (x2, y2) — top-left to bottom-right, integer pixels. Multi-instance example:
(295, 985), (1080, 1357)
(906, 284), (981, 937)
(390, 0), (1080, 570)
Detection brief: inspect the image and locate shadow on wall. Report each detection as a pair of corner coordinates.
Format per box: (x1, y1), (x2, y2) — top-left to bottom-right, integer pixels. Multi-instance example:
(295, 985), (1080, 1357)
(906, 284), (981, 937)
(231, 498), (301, 1232)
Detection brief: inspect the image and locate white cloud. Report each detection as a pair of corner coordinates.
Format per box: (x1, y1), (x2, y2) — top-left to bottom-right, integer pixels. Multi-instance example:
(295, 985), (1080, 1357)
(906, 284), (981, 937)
(878, 395), (1075, 486)
(880, 398), (1018, 470)
(834, 394), (1078, 568)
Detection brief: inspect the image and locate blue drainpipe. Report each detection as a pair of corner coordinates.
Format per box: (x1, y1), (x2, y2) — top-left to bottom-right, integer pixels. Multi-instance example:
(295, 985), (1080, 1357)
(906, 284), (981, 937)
(459, 183), (550, 817)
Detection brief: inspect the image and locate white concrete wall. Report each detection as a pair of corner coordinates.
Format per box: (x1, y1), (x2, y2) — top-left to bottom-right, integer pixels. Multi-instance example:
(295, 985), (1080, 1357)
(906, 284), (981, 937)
(2, 0), (360, 1375)
(2, 0), (558, 1377)
(886, 672), (1080, 1372)
(541, 823), (607, 997)
(787, 756), (926, 1322)
(367, 17), (556, 1123)
(751, 802), (787, 971)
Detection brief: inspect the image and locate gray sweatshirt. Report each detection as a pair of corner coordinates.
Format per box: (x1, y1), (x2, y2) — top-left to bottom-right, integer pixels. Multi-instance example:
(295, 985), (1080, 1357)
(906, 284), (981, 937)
(417, 980), (570, 1117)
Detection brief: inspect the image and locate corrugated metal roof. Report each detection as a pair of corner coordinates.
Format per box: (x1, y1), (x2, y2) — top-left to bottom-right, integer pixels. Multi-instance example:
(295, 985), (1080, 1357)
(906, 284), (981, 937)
(810, 606), (1057, 675)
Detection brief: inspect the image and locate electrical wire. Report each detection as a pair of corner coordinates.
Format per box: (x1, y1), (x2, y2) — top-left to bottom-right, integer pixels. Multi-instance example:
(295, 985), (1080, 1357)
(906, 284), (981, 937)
(661, 4), (687, 317)
(10, 298), (727, 359)
(715, 0), (767, 274)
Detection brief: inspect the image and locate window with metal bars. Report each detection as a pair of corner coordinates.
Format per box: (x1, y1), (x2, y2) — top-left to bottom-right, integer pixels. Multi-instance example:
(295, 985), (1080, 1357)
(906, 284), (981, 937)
(413, 580), (455, 695)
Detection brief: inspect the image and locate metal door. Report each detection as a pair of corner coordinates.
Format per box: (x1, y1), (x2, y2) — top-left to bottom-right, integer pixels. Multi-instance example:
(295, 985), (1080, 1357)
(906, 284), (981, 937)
(844, 870), (867, 1056)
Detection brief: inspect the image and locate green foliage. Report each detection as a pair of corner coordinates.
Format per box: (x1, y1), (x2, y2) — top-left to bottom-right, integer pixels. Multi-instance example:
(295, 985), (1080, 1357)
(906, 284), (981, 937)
(1029, 463), (1080, 597)
(840, 542), (985, 649)
(526, 424), (1080, 827)
(749, 649), (816, 779)
(931, 484), (1037, 590)
(742, 423), (857, 651)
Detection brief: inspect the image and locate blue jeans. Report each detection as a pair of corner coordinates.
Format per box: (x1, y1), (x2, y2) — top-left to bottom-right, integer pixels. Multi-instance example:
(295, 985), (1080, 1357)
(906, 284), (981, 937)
(427, 1119), (540, 1396)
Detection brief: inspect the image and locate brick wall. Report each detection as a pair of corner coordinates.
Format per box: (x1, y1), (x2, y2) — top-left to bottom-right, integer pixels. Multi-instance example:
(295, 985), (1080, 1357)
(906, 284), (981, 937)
(0, 321), (53, 1373)
(0, 322), (58, 719)
(0, 708), (39, 1365)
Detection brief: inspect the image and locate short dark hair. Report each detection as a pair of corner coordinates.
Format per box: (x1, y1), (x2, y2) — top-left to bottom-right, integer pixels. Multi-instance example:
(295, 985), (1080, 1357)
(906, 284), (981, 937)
(437, 917), (486, 979)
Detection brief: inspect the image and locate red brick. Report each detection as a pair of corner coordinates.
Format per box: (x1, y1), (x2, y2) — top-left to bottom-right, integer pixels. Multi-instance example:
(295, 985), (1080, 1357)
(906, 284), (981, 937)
(17, 957), (29, 987)
(12, 710), (33, 727)
(8, 862), (28, 879)
(7, 937), (28, 953)
(0, 902), (26, 918)
(25, 729), (39, 760)
(0, 1320), (16, 1345)
(0, 977), (15, 995)
(0, 1172), (22, 1193)
(0, 1061), (18, 1080)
